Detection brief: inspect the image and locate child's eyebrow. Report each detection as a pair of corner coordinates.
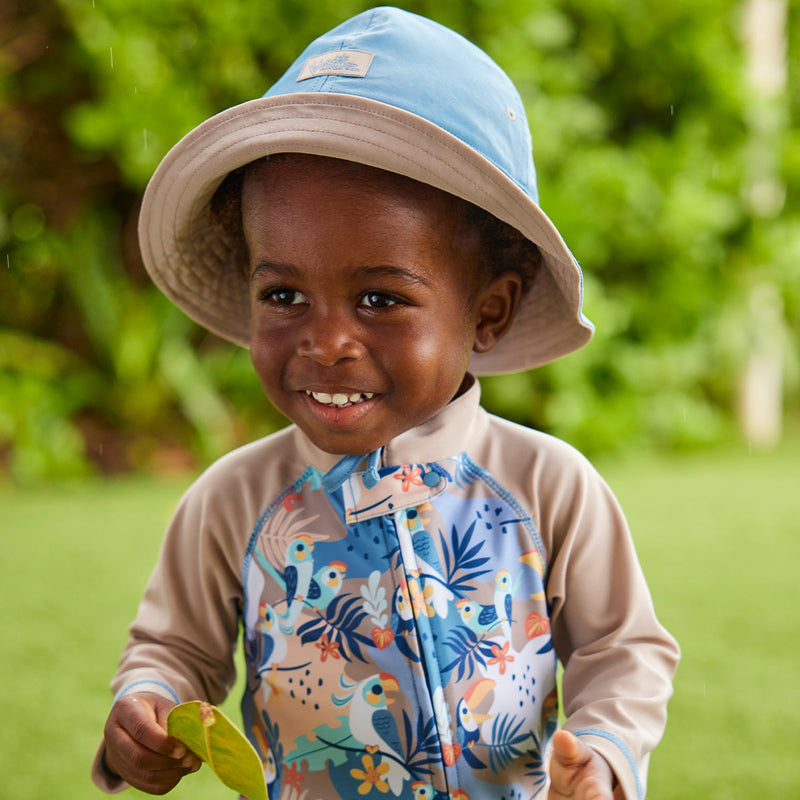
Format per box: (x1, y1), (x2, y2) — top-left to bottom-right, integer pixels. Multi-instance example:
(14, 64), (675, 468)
(250, 261), (299, 283)
(358, 265), (431, 288)
(250, 262), (431, 288)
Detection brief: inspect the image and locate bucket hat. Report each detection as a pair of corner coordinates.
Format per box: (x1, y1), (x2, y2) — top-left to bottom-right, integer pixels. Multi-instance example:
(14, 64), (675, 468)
(138, 5), (594, 374)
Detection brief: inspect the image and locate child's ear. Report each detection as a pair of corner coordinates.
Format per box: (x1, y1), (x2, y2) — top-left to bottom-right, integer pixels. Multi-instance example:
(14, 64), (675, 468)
(472, 271), (523, 353)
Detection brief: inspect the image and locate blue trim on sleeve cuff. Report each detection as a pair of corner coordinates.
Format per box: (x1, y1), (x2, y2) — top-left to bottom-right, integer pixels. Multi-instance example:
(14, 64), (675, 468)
(575, 728), (643, 800)
(113, 680), (180, 705)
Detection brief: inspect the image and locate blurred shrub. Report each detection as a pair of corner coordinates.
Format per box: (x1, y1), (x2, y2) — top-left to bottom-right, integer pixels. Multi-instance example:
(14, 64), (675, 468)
(1, 0), (798, 480)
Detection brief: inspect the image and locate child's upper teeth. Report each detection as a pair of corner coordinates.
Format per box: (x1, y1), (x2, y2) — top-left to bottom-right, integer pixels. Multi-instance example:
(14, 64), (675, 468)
(307, 391), (374, 406)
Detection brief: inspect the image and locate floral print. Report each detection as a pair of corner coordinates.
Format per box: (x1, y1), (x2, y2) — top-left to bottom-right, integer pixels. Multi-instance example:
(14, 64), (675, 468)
(241, 453), (555, 799)
(351, 754), (391, 794)
(394, 465), (425, 492)
(487, 642), (515, 675)
(314, 632), (341, 662)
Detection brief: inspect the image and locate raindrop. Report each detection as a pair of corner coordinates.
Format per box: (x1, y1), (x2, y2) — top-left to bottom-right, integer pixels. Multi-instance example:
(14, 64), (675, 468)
(110, 47), (114, 69)
(670, 105), (674, 115)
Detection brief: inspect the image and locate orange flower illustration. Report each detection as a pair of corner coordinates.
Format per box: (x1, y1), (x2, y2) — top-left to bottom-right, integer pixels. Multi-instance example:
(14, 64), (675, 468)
(394, 465), (424, 492)
(407, 577), (436, 618)
(282, 761), (304, 791)
(315, 632), (341, 662)
(350, 753), (390, 794)
(488, 641), (515, 675)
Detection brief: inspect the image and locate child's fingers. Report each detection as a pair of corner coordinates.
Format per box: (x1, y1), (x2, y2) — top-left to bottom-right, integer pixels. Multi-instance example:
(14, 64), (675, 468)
(104, 693), (200, 792)
(115, 694), (185, 757)
(551, 729), (585, 767)
(104, 734), (199, 794)
(106, 749), (198, 796)
(548, 730), (614, 800)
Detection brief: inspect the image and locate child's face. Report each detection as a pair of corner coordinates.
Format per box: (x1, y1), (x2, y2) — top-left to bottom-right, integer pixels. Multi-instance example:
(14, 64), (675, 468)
(242, 155), (512, 455)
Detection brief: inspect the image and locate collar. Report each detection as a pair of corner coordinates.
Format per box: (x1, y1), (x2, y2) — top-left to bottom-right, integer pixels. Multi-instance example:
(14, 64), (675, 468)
(291, 376), (487, 520)
(384, 375), (485, 465)
(292, 375), (485, 470)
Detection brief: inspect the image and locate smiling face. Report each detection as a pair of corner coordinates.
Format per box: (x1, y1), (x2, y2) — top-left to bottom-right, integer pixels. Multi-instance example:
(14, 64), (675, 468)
(242, 154), (520, 455)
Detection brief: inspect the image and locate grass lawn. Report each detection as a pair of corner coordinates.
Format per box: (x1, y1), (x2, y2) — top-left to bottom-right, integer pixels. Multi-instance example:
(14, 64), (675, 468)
(595, 442), (800, 799)
(1, 440), (798, 799)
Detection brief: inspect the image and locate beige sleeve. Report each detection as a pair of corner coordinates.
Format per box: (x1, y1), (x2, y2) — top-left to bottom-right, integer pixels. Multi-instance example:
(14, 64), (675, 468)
(542, 450), (680, 800)
(91, 458), (255, 792)
(474, 415), (679, 799)
(112, 480), (244, 703)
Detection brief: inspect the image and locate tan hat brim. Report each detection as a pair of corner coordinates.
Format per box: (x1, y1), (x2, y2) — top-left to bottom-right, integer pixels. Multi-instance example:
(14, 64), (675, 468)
(138, 93), (593, 375)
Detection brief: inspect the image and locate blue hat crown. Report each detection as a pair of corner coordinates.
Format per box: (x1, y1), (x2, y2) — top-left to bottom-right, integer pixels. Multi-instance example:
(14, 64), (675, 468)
(264, 6), (539, 205)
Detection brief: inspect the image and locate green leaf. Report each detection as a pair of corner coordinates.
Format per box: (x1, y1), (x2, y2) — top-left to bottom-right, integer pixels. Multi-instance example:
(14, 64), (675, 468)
(167, 701), (267, 800)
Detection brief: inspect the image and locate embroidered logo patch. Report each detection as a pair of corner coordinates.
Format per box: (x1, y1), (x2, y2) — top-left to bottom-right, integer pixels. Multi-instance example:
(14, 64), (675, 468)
(296, 49), (375, 81)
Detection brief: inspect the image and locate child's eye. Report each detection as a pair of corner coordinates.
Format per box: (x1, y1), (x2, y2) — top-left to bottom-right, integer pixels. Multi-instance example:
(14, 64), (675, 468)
(262, 288), (307, 305)
(360, 291), (398, 309)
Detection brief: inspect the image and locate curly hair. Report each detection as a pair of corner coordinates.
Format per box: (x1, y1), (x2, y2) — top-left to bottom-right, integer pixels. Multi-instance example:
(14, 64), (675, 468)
(210, 155), (542, 296)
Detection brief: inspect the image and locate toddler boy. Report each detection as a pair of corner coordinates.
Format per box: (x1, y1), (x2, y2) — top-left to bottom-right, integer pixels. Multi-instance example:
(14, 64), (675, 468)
(93, 8), (679, 800)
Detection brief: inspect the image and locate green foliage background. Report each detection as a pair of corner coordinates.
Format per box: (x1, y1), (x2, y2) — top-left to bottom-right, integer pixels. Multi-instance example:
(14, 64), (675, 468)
(1, 0), (798, 480)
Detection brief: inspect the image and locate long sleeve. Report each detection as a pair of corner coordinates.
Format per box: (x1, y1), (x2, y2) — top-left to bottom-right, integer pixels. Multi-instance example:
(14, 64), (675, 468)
(543, 450), (680, 799)
(109, 485), (244, 704)
(91, 441), (274, 792)
(473, 413), (679, 799)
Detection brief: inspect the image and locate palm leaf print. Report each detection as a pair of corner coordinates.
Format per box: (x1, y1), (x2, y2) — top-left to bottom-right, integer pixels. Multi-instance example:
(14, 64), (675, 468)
(401, 709), (442, 779)
(440, 519), (492, 594)
(442, 626), (497, 681)
(484, 713), (532, 773)
(296, 594), (372, 662)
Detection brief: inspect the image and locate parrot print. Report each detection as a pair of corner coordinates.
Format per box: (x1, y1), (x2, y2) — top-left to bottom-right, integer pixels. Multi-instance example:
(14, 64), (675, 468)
(306, 560), (347, 611)
(333, 673), (411, 794)
(242, 452), (557, 799)
(278, 536), (315, 633)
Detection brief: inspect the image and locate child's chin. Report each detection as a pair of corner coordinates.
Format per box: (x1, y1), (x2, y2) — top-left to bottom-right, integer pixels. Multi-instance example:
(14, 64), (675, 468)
(296, 395), (393, 455)
(305, 430), (387, 456)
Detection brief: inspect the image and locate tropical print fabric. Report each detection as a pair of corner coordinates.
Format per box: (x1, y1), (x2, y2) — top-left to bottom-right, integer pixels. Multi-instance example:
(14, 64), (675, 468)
(241, 452), (559, 800)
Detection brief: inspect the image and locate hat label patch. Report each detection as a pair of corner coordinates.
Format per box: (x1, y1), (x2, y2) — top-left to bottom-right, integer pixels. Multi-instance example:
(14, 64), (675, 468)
(297, 49), (375, 81)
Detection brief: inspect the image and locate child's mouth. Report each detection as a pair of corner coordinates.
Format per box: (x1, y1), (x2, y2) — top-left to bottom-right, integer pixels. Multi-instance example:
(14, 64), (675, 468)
(305, 391), (376, 409)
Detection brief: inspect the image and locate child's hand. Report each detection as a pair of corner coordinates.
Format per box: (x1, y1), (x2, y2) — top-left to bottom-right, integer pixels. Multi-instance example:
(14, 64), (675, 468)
(103, 692), (201, 794)
(548, 730), (616, 800)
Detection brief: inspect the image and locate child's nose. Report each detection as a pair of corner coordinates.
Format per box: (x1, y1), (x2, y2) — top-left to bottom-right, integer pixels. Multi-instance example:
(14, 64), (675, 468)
(297, 309), (364, 365)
